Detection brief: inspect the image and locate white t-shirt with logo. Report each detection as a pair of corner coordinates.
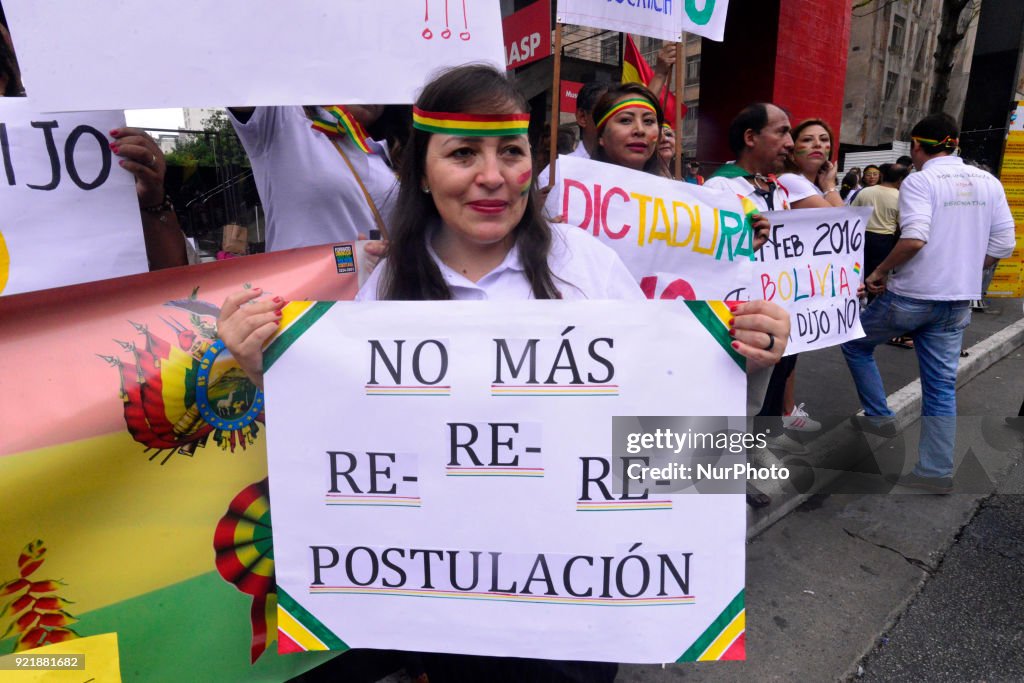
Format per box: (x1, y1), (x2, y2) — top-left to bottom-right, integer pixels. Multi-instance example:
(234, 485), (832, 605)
(891, 156), (1015, 300)
(231, 106), (399, 252)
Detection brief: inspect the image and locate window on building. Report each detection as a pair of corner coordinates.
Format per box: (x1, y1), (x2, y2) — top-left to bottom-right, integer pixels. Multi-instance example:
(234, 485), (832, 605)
(890, 16), (906, 55)
(684, 103), (699, 134)
(686, 31), (700, 45)
(640, 36), (661, 66)
(908, 79), (922, 109)
(600, 35), (618, 65)
(884, 71), (899, 101)
(914, 41), (926, 72)
(685, 55), (700, 84)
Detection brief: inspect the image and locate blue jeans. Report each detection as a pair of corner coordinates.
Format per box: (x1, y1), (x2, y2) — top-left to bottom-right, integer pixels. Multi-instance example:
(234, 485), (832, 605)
(841, 291), (971, 478)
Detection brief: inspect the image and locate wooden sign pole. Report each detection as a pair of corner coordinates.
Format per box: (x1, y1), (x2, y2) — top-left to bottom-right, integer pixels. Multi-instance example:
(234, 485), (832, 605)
(674, 40), (684, 180)
(545, 22), (564, 192)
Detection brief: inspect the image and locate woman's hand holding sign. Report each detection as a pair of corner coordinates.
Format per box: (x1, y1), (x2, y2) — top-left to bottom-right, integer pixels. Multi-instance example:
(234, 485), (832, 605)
(726, 299), (789, 370)
(218, 288), (288, 389)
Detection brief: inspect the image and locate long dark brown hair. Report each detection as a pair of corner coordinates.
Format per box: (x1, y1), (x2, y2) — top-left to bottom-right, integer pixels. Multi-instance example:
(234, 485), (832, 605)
(379, 64), (559, 300)
(0, 16), (25, 97)
(591, 82), (667, 177)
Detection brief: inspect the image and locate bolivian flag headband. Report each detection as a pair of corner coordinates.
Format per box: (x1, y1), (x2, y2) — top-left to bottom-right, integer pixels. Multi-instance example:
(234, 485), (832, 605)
(596, 98), (658, 132)
(912, 134), (958, 149)
(412, 107), (530, 136)
(310, 105), (373, 153)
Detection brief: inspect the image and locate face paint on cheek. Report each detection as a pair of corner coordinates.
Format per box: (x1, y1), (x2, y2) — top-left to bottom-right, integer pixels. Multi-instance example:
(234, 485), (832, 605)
(517, 170), (532, 196)
(794, 148), (812, 156)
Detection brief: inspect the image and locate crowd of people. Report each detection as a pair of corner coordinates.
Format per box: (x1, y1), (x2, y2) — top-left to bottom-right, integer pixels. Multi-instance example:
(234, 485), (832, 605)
(5, 0), (1017, 489)
(4, 5), (1022, 678)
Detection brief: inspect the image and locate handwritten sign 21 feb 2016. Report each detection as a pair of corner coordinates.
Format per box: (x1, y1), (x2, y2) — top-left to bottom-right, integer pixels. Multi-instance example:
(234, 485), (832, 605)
(545, 155), (755, 301)
(558, 0), (731, 42)
(0, 99), (146, 296)
(3, 1), (505, 111)
(753, 207), (871, 354)
(263, 300), (747, 663)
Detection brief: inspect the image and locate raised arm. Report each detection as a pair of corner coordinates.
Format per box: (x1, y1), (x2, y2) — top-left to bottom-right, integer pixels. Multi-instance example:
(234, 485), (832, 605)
(110, 127), (188, 269)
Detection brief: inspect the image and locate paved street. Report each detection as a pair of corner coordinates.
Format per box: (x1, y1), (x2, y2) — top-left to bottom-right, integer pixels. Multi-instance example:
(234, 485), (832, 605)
(370, 298), (1024, 683)
(619, 299), (1024, 682)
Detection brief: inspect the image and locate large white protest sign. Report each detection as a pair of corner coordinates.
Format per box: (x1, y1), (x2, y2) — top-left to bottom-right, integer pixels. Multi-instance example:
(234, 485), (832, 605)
(752, 207), (871, 354)
(558, 0), (731, 42)
(0, 99), (147, 296)
(546, 155), (755, 300)
(4, 1), (505, 111)
(264, 300), (747, 662)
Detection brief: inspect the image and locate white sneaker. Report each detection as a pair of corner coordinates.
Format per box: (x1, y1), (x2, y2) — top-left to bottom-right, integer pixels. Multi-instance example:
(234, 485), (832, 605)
(765, 433), (809, 456)
(782, 403), (821, 432)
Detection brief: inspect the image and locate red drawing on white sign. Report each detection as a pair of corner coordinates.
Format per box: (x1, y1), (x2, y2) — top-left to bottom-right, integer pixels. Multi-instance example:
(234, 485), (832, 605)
(423, 1), (471, 41)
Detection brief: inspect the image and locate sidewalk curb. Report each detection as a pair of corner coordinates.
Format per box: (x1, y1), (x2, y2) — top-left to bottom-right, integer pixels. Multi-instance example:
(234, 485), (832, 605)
(745, 317), (1024, 540)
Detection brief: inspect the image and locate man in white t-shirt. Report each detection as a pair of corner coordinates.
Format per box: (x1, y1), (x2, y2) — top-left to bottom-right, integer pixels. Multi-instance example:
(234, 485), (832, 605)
(842, 114), (1016, 493)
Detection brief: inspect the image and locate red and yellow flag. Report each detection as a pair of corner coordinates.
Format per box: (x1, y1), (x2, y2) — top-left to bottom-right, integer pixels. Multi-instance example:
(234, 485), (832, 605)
(0, 246), (360, 680)
(622, 35), (685, 121)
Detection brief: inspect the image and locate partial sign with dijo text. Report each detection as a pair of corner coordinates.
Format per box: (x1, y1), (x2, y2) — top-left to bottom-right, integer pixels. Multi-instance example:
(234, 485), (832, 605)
(558, 0), (731, 42)
(3, 0), (506, 111)
(264, 300), (747, 663)
(754, 207), (870, 354)
(545, 155), (756, 301)
(0, 99), (147, 296)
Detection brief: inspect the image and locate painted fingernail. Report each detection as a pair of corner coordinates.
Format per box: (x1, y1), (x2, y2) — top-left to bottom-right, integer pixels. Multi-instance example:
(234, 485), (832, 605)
(727, 317), (734, 327)
(731, 341), (740, 349)
(110, 143), (119, 152)
(728, 328), (736, 337)
(725, 300), (742, 311)
(275, 309), (283, 316)
(118, 160), (126, 167)
(109, 129), (120, 137)
(273, 296), (283, 303)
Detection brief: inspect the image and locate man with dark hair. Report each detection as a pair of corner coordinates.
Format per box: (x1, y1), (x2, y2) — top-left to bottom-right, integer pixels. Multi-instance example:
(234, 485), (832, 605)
(705, 103), (798, 505)
(705, 103), (794, 211)
(842, 114), (1016, 493)
(895, 155), (913, 167)
(537, 80), (609, 187)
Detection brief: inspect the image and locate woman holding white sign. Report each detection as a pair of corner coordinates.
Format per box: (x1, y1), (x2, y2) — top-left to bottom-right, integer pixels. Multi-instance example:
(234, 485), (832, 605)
(218, 65), (790, 679)
(221, 67), (789, 383)
(760, 118), (847, 439)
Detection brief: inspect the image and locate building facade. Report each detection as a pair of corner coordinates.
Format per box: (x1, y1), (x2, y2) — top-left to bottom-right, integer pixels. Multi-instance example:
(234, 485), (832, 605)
(841, 0), (978, 146)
